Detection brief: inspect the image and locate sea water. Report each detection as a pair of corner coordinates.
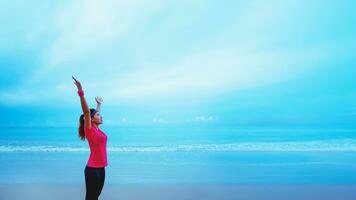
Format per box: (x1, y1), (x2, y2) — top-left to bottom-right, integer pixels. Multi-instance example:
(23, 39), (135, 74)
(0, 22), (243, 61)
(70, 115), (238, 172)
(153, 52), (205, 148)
(1, 126), (356, 184)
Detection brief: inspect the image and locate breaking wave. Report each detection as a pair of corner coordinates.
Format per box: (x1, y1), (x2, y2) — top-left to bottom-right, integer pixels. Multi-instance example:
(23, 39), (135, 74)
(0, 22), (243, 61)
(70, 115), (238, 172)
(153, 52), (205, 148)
(1, 139), (356, 152)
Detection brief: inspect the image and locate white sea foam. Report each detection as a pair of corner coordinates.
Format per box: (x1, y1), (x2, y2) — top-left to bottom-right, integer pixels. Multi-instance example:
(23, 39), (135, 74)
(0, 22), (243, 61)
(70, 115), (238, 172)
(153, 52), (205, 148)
(1, 139), (356, 152)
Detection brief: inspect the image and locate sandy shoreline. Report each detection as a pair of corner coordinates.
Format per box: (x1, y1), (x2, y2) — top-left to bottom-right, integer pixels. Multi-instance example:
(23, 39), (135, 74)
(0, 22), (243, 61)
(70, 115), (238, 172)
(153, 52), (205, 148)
(1, 184), (356, 200)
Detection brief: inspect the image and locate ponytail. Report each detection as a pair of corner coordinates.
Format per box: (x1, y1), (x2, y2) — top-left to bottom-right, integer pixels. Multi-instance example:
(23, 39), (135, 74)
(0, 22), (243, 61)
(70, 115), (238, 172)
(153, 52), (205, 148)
(78, 114), (85, 141)
(78, 109), (97, 141)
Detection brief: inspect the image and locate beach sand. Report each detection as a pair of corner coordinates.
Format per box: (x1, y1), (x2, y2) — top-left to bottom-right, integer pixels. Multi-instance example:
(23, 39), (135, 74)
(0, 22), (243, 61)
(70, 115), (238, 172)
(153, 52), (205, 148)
(1, 184), (356, 200)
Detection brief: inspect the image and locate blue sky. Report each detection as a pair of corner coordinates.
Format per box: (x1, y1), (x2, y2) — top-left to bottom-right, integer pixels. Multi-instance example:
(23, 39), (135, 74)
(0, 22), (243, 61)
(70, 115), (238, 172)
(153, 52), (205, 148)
(0, 0), (355, 127)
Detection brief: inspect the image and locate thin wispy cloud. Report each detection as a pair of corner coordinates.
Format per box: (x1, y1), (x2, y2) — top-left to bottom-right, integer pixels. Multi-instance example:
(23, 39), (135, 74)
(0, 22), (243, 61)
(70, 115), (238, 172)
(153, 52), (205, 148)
(191, 115), (215, 123)
(0, 0), (355, 126)
(0, 1), (330, 104)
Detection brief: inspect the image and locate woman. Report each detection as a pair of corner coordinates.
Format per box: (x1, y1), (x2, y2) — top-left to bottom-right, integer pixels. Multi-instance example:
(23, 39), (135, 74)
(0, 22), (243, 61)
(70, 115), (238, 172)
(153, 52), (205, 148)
(72, 76), (108, 200)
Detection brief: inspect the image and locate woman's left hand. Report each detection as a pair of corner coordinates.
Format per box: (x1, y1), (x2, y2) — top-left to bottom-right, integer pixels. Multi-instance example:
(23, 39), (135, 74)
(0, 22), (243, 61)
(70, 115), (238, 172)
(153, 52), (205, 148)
(72, 76), (83, 91)
(95, 96), (103, 105)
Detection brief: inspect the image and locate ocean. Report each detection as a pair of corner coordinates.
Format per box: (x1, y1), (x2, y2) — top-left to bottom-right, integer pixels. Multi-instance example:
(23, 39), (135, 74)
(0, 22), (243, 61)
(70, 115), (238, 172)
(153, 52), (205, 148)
(1, 126), (356, 184)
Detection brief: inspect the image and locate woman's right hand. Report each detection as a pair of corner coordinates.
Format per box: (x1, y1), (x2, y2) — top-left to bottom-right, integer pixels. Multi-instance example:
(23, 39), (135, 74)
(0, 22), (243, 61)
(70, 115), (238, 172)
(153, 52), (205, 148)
(72, 76), (83, 91)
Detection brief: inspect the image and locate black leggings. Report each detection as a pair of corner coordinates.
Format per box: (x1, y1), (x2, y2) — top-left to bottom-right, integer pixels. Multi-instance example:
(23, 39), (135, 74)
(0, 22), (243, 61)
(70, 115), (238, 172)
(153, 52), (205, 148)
(84, 166), (105, 200)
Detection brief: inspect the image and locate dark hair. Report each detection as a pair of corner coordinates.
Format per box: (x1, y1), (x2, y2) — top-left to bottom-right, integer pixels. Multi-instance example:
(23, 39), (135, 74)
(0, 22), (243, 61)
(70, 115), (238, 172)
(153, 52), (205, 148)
(78, 109), (98, 141)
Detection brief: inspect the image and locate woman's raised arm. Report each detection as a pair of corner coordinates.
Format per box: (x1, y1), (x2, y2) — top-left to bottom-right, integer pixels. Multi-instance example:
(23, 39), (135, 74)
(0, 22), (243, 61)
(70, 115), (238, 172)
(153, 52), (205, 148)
(72, 76), (91, 129)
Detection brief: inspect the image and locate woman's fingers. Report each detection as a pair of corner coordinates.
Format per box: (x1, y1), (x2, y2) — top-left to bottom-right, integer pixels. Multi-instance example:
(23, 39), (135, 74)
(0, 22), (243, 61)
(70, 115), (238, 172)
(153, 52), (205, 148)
(95, 96), (103, 104)
(95, 96), (103, 103)
(72, 76), (80, 84)
(72, 76), (83, 90)
(72, 76), (82, 87)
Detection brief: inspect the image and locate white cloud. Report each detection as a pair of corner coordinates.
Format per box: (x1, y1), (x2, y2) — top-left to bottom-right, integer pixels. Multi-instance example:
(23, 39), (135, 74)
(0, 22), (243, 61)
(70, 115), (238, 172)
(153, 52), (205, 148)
(0, 34), (329, 107)
(235, 0), (299, 33)
(27, 1), (127, 80)
(152, 118), (164, 123)
(0, 0), (166, 106)
(101, 46), (325, 105)
(0, 0), (346, 108)
(47, 0), (134, 66)
(191, 115), (215, 123)
(24, 0), (167, 85)
(121, 118), (127, 123)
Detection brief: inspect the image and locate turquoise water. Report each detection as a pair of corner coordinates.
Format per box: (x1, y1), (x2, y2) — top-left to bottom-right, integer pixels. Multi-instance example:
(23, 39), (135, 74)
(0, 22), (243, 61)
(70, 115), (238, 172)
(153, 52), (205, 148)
(1, 126), (356, 184)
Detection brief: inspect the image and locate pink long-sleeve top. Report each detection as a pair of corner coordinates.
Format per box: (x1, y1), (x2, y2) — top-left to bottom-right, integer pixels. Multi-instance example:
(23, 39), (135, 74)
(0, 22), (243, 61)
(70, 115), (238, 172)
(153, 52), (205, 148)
(84, 123), (108, 168)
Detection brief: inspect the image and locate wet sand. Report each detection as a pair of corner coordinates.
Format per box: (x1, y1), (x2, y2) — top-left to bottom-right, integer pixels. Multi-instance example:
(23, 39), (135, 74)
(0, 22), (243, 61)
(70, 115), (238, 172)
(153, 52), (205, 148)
(1, 184), (356, 200)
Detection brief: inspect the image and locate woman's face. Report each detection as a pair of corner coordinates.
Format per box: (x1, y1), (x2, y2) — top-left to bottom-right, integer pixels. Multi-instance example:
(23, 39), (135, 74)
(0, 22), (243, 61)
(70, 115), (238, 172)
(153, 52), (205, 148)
(92, 112), (103, 124)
